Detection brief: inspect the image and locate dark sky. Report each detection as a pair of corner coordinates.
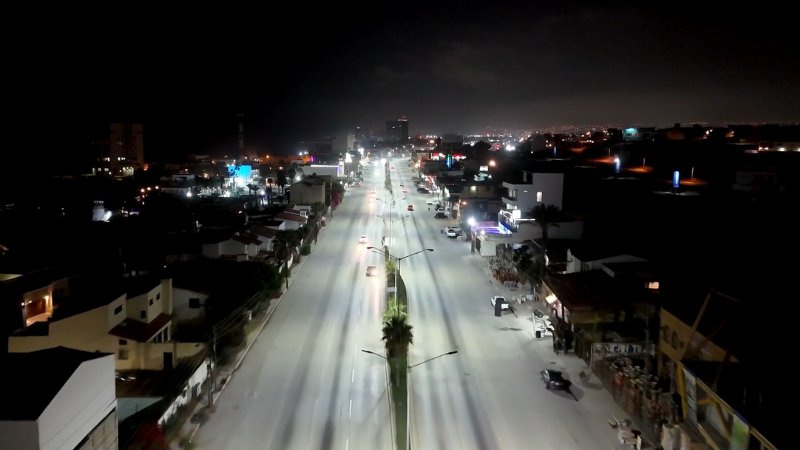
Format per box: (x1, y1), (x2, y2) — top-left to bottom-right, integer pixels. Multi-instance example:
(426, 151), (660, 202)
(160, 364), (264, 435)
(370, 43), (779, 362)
(8, 2), (799, 161)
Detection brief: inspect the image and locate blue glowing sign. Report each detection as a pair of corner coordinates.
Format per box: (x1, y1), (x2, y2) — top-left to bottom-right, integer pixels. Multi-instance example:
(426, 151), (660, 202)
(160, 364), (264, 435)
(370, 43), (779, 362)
(672, 171), (680, 189)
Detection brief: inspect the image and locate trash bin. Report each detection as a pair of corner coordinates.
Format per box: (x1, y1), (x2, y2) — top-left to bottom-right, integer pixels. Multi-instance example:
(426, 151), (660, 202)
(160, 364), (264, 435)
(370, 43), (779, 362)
(535, 330), (542, 339)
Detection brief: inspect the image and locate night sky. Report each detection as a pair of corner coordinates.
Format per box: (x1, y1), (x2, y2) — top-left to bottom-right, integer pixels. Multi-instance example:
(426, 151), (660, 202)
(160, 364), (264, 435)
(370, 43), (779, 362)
(8, 2), (799, 162)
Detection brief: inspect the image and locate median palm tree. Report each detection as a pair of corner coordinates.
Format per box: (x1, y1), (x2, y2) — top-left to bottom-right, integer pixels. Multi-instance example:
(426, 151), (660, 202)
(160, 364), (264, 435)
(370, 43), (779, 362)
(382, 314), (414, 388)
(382, 315), (413, 359)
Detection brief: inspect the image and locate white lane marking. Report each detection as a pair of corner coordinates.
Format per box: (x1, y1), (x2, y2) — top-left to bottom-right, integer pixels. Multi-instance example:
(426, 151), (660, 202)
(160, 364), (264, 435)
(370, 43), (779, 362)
(345, 438), (349, 450)
(352, 367), (355, 384)
(349, 399), (352, 418)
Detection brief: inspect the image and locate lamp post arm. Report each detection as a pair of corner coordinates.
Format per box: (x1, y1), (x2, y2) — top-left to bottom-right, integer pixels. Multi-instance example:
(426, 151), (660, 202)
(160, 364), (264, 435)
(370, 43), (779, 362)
(408, 350), (458, 369)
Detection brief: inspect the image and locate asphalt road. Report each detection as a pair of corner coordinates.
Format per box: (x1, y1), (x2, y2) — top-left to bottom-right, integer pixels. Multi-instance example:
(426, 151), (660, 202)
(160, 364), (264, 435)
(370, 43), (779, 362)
(388, 160), (628, 450)
(192, 157), (628, 450)
(192, 161), (395, 450)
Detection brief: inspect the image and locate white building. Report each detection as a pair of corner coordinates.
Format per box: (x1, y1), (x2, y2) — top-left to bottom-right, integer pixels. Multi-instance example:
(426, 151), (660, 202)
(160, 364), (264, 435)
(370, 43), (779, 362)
(0, 347), (118, 450)
(501, 170), (564, 214)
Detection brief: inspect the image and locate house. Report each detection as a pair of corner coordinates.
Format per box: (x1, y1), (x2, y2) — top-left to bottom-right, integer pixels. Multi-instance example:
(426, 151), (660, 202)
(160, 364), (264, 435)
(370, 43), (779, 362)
(275, 211), (308, 230)
(201, 231), (261, 260)
(0, 347), (117, 450)
(8, 275), (204, 371)
(289, 176), (327, 205)
(249, 224), (278, 253)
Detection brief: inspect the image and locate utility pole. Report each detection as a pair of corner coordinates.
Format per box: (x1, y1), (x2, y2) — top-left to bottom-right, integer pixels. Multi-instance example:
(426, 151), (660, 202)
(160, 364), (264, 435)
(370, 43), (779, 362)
(207, 326), (217, 406)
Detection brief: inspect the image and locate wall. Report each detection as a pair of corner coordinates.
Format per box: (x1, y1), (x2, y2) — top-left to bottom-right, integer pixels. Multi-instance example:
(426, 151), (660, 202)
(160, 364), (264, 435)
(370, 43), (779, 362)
(659, 309), (730, 363)
(117, 398), (160, 423)
(74, 409), (117, 450)
(532, 173), (564, 210)
(201, 243), (221, 259)
(0, 421), (38, 449)
(291, 183), (325, 205)
(220, 240), (247, 256)
(158, 361), (209, 427)
(515, 221), (584, 246)
(122, 341), (205, 371)
(172, 288), (208, 322)
(38, 355), (116, 450)
(566, 252), (646, 274)
(127, 283), (166, 324)
(9, 306), (118, 355)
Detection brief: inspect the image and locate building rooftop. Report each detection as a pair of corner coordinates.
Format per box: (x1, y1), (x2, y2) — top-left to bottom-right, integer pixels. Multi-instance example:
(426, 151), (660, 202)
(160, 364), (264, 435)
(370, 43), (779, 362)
(110, 313), (173, 342)
(0, 347), (110, 420)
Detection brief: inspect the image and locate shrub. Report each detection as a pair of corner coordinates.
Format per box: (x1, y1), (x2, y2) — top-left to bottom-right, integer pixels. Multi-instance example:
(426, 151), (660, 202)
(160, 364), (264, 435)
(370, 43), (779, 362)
(300, 244), (311, 255)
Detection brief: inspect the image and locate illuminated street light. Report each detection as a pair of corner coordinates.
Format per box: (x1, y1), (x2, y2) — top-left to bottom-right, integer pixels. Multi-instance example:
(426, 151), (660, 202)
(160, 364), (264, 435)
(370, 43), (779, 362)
(366, 247), (433, 294)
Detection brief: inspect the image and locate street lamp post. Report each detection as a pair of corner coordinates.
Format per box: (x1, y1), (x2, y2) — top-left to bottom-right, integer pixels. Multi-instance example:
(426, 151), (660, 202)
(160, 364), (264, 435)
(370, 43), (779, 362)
(367, 247), (434, 295)
(363, 348), (459, 450)
(376, 213), (407, 248)
(408, 350), (459, 369)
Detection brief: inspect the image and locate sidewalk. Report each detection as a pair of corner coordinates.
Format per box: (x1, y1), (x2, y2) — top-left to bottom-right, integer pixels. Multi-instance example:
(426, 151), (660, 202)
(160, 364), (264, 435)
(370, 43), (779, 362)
(169, 228), (321, 449)
(476, 254), (660, 449)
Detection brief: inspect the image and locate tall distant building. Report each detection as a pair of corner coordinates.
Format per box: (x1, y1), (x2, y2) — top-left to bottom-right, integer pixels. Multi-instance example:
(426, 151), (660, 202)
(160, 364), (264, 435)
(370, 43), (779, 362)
(385, 116), (409, 143)
(331, 131), (355, 153)
(108, 122), (144, 176)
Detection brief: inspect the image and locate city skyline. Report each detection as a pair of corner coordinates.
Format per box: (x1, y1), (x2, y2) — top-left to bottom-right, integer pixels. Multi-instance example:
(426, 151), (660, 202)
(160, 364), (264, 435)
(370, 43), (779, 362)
(7, 2), (799, 163)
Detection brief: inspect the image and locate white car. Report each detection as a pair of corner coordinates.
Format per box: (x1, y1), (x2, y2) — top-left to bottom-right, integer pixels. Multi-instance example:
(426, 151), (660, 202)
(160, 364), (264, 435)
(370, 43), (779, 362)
(445, 227), (462, 238)
(358, 235), (368, 244)
(490, 295), (509, 310)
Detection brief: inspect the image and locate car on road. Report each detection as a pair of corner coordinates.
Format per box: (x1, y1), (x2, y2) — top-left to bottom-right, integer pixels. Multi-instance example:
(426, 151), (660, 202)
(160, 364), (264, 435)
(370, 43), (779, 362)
(445, 227), (462, 238)
(434, 212), (447, 219)
(490, 295), (509, 310)
(407, 204), (414, 211)
(540, 369), (572, 390)
(358, 235), (368, 244)
(417, 187), (430, 194)
(366, 265), (377, 277)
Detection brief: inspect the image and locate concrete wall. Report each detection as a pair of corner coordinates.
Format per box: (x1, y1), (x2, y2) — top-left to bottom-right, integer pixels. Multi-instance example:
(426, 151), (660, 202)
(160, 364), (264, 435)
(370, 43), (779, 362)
(172, 288), (208, 322)
(0, 421), (38, 449)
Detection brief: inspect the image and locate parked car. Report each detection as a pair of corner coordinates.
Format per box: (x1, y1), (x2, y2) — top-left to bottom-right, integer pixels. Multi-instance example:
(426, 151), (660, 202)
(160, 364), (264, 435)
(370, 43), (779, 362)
(359, 235), (368, 244)
(540, 369), (571, 390)
(490, 295), (509, 310)
(407, 205), (414, 211)
(434, 212), (447, 219)
(417, 187), (430, 194)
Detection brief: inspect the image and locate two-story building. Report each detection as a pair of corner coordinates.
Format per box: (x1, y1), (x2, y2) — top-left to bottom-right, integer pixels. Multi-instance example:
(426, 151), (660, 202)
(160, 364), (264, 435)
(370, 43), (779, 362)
(8, 275), (204, 371)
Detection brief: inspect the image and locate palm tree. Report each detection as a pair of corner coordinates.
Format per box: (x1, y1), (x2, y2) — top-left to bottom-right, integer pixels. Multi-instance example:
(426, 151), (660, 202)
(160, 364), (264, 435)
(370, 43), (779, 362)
(382, 314), (413, 388)
(526, 204), (563, 288)
(383, 297), (407, 322)
(527, 204), (562, 247)
(382, 315), (413, 359)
